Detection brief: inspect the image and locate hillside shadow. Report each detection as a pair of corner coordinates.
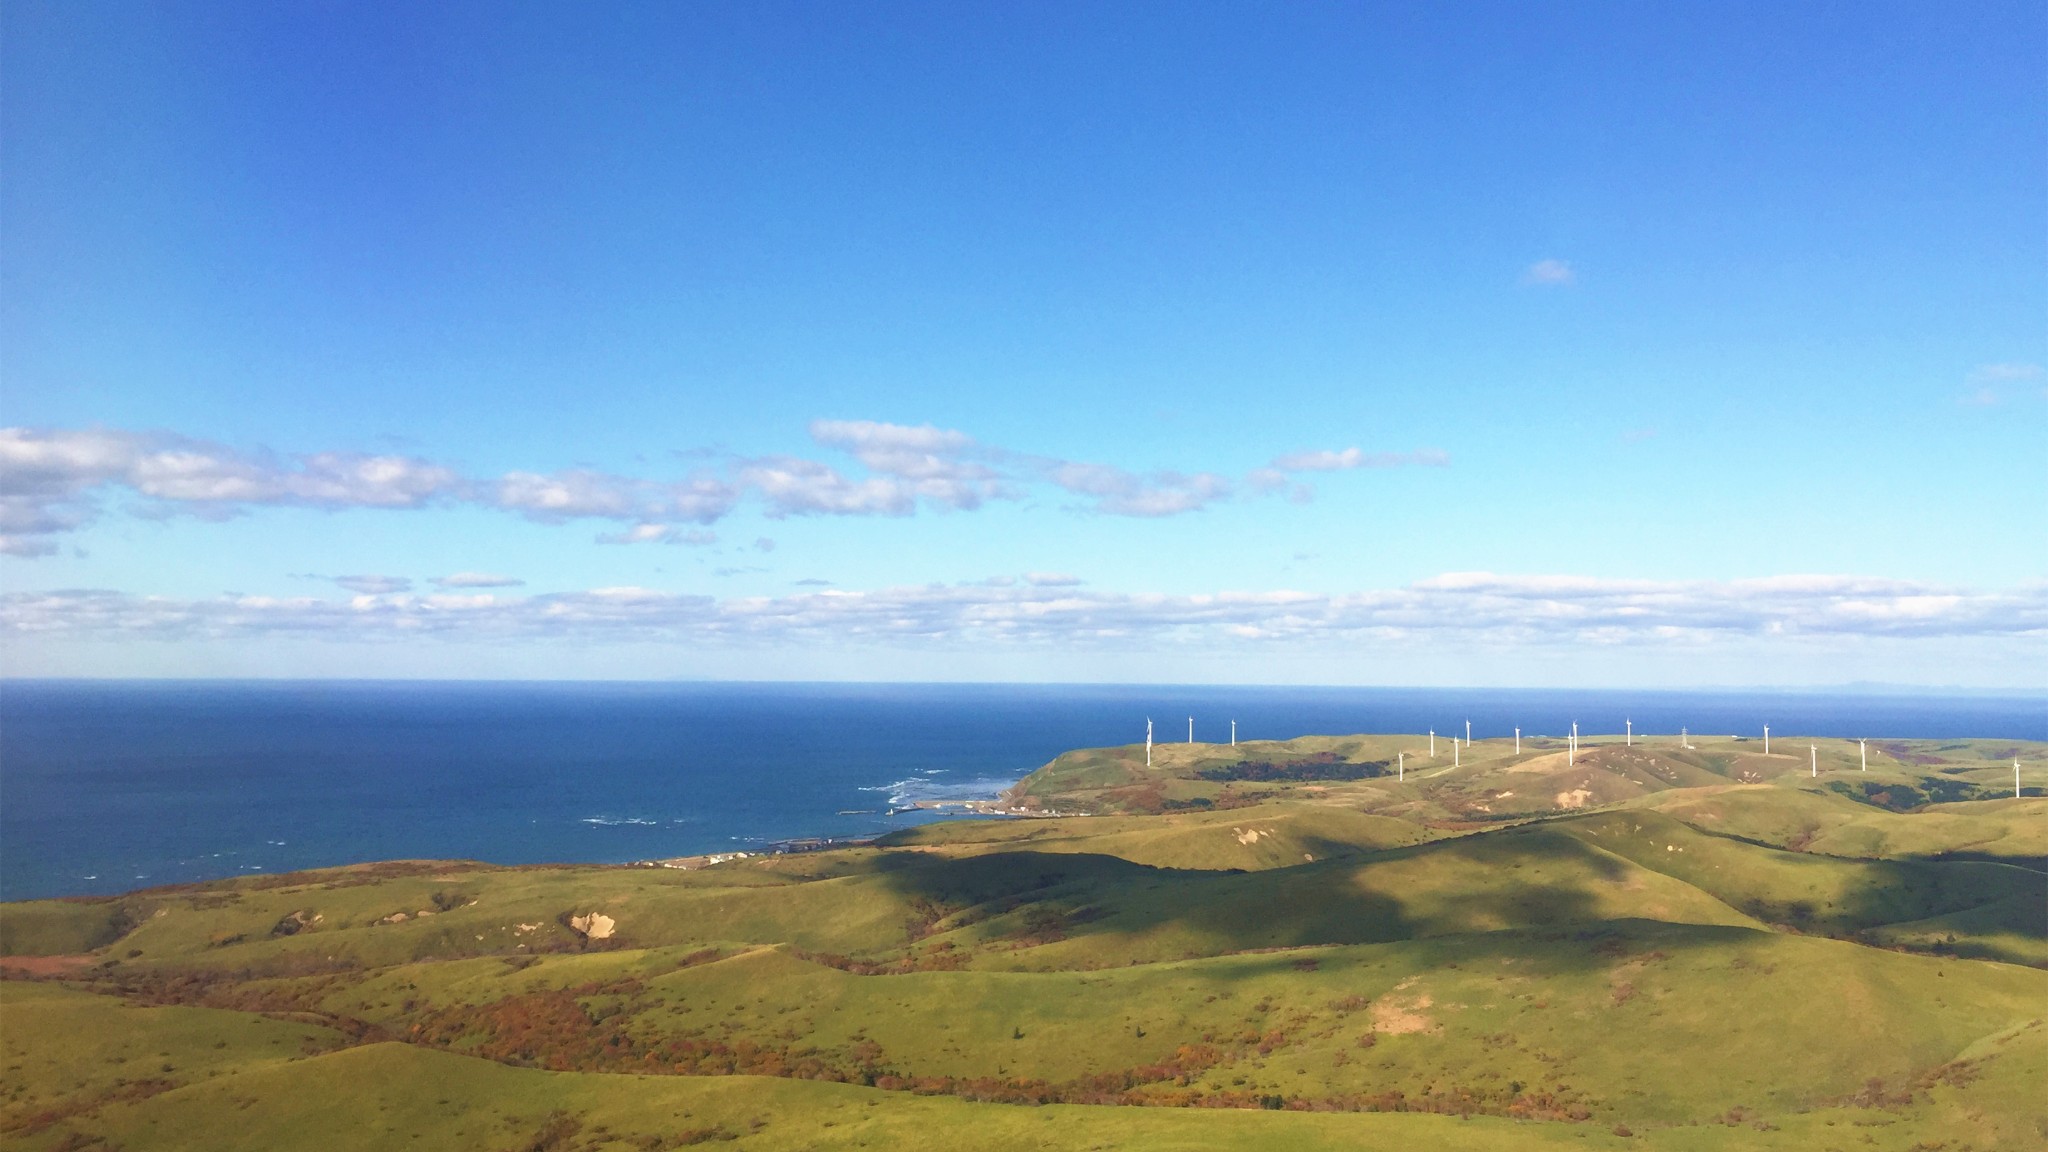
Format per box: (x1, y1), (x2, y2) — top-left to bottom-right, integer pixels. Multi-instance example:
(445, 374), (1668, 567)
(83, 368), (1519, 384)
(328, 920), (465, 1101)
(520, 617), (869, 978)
(860, 829), (1680, 976)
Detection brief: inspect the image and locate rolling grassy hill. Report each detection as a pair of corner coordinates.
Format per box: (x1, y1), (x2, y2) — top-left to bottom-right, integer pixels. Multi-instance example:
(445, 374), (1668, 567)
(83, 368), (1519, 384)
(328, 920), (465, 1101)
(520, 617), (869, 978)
(3, 733), (2043, 1150)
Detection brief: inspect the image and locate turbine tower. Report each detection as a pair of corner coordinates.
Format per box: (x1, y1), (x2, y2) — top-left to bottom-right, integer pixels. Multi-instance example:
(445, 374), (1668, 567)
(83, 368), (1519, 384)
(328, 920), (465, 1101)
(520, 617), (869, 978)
(1514, 727), (1521, 754)
(1231, 719), (1237, 747)
(2017, 757), (2023, 799)
(1812, 744), (1821, 777)
(1398, 752), (1404, 782)
(1763, 725), (1770, 756)
(1429, 729), (1435, 756)
(1187, 717), (1194, 744)
(1145, 718), (1153, 768)
(1681, 727), (1690, 750)
(1860, 739), (1867, 771)
(1465, 720), (1471, 746)
(1626, 719), (1632, 747)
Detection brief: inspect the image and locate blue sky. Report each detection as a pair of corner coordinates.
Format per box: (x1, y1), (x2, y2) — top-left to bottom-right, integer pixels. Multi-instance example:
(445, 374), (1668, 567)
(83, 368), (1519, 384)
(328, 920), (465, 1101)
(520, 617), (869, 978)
(3, 1), (2042, 685)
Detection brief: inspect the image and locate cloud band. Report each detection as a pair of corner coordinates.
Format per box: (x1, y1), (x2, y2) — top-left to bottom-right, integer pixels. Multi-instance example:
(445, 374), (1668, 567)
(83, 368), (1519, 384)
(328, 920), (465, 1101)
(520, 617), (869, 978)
(1, 424), (1444, 556)
(6, 573), (2037, 647)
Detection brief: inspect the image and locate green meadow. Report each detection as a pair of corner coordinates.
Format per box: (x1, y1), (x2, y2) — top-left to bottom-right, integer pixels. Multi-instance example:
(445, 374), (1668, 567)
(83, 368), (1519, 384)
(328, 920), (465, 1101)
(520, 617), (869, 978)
(3, 733), (2043, 1150)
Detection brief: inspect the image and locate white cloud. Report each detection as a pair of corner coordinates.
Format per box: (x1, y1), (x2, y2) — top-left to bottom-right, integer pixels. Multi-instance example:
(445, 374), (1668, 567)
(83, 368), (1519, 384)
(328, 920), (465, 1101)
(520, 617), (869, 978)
(0, 427), (461, 555)
(731, 420), (1016, 517)
(1522, 258), (1575, 286)
(0, 535), (61, 558)
(807, 419), (1012, 511)
(2, 420), (1454, 556)
(737, 456), (921, 518)
(595, 524), (717, 546)
(490, 470), (735, 525)
(1970, 362), (2042, 382)
(1039, 461), (1232, 517)
(431, 572), (525, 589)
(1269, 447), (1450, 472)
(1958, 364), (2044, 407)
(332, 574), (413, 594)
(9, 573), (2037, 647)
(806, 419), (1274, 519)
(492, 469), (647, 521)
(1025, 572), (1083, 587)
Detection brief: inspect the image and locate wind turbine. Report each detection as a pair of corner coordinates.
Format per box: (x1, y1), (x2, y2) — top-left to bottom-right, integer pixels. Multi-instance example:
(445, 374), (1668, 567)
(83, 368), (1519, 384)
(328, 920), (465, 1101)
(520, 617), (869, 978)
(1465, 720), (1471, 746)
(1231, 719), (1237, 747)
(1145, 718), (1153, 768)
(1514, 727), (1521, 754)
(1810, 745), (1817, 777)
(1626, 719), (1632, 747)
(2017, 758), (2024, 800)
(1429, 729), (1435, 756)
(1763, 725), (1770, 756)
(1860, 739), (1867, 771)
(1398, 752), (1404, 782)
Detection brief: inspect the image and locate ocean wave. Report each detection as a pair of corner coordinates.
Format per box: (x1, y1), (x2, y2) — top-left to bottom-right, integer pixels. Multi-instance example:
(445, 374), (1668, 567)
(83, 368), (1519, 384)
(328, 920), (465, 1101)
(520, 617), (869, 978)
(864, 775), (1016, 808)
(580, 816), (661, 827)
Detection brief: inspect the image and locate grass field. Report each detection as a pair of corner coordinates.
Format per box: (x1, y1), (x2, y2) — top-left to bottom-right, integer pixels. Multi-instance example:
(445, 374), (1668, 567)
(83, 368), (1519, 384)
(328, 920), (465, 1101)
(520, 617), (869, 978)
(3, 733), (2043, 1150)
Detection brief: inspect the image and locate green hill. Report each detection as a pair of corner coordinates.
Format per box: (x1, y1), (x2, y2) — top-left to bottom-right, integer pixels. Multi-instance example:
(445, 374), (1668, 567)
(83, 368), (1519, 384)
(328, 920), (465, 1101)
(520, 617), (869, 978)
(4, 733), (2043, 1150)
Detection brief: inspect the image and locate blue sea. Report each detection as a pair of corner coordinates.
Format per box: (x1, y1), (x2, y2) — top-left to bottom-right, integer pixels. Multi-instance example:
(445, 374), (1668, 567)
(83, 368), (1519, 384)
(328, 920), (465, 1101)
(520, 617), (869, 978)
(2, 680), (2041, 902)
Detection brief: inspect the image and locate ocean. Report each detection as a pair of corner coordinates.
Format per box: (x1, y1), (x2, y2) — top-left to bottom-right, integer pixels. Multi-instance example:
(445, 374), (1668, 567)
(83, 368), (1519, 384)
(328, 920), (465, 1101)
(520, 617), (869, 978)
(2, 680), (2041, 902)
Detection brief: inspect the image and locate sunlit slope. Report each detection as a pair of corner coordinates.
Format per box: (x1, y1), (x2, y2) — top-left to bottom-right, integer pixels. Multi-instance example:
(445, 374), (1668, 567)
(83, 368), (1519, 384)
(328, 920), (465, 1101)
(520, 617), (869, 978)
(10, 1036), (1700, 1152)
(1, 860), (916, 969)
(881, 802), (1435, 869)
(20, 925), (2044, 1151)
(0, 980), (344, 1137)
(292, 926), (2040, 1120)
(1651, 787), (2048, 867)
(1011, 733), (2048, 819)
(49, 1025), (2048, 1152)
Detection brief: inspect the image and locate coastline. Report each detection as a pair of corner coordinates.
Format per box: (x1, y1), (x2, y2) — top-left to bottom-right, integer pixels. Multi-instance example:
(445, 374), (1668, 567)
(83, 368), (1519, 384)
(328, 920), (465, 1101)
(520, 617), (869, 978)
(633, 793), (1078, 870)
(10, 682), (2042, 904)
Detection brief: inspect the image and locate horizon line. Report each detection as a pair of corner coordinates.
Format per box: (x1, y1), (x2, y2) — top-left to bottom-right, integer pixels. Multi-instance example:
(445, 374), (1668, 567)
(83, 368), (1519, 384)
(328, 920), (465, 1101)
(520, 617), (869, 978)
(4, 675), (2044, 698)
